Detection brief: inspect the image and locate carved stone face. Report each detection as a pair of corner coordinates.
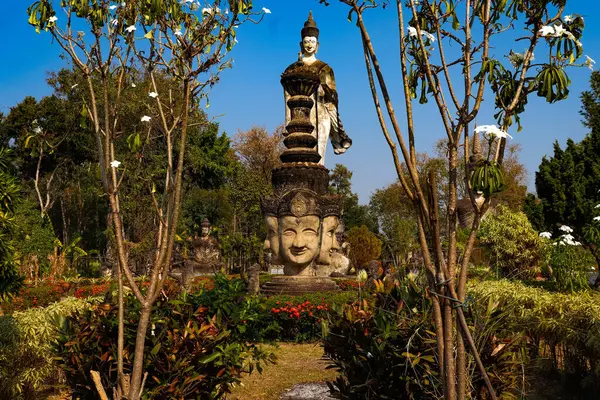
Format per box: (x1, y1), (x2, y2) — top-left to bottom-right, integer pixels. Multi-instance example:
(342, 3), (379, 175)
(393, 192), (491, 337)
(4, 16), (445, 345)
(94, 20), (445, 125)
(301, 36), (319, 57)
(280, 215), (320, 268)
(264, 216), (280, 264)
(201, 226), (210, 237)
(318, 216), (340, 265)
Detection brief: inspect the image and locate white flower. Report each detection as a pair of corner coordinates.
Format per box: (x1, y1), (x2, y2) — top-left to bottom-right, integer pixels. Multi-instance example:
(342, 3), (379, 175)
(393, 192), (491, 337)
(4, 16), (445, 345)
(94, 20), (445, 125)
(233, 25), (239, 29)
(585, 55), (596, 71)
(594, 216), (600, 221)
(553, 24), (566, 37)
(110, 160), (121, 168)
(174, 29), (182, 36)
(234, 38), (239, 44)
(564, 15), (574, 23)
(474, 125), (512, 140)
(148, 92), (158, 98)
(33, 125), (43, 134)
(407, 26), (435, 42)
(71, 84), (78, 89)
(202, 6), (213, 14)
(125, 25), (136, 33)
(539, 23), (575, 40)
(111, 19), (119, 26)
(562, 233), (575, 241)
(180, 0), (193, 3)
(131, 83), (136, 88)
(595, 204), (600, 209)
(262, 7), (271, 14)
(141, 115), (151, 122)
(559, 225), (573, 233)
(151, 323), (156, 336)
(539, 25), (555, 37)
(109, 5), (118, 10)
(49, 16), (58, 23)
(423, 31), (436, 42)
(539, 232), (552, 239)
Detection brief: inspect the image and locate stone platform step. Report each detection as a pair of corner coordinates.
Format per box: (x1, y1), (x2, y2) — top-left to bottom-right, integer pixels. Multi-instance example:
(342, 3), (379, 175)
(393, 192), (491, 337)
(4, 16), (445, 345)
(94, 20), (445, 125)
(261, 276), (339, 295)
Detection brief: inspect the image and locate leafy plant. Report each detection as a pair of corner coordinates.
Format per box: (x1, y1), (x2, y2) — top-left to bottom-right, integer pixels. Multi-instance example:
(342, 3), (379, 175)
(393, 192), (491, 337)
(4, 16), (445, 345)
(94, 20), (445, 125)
(55, 279), (274, 399)
(346, 225), (382, 270)
(0, 296), (99, 398)
(478, 205), (544, 279)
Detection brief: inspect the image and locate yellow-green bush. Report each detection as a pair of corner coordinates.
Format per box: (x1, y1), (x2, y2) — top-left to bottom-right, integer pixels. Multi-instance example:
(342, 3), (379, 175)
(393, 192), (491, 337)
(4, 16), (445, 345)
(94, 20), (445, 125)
(0, 296), (100, 398)
(469, 279), (600, 395)
(478, 205), (544, 279)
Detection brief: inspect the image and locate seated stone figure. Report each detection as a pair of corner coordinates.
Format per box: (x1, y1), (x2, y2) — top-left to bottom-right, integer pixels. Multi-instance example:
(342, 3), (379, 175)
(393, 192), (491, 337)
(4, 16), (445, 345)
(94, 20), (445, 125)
(283, 11), (352, 165)
(190, 218), (221, 274)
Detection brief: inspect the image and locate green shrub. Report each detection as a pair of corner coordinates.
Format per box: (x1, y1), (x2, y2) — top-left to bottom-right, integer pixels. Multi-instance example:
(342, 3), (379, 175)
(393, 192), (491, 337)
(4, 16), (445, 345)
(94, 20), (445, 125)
(0, 296), (99, 398)
(56, 277), (275, 399)
(478, 204), (543, 279)
(547, 242), (595, 292)
(346, 225), (382, 269)
(468, 279), (600, 396)
(323, 277), (531, 399)
(323, 278), (439, 399)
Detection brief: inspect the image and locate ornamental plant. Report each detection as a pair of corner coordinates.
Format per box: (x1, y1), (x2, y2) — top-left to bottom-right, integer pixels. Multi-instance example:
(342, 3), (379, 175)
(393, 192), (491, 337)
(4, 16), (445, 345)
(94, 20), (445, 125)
(55, 290), (274, 400)
(478, 204), (544, 279)
(541, 225), (595, 292)
(0, 296), (99, 398)
(315, 0), (591, 397)
(26, 2), (266, 398)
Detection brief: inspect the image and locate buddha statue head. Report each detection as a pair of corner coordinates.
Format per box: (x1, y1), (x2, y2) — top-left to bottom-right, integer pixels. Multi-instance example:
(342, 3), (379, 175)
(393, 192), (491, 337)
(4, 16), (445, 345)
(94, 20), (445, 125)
(300, 11), (319, 58)
(261, 188), (342, 275)
(317, 215), (341, 265)
(200, 218), (211, 237)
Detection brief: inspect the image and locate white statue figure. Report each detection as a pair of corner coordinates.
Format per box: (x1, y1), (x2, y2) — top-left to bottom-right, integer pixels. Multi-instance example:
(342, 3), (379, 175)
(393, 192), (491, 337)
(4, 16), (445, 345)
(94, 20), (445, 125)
(284, 11), (352, 165)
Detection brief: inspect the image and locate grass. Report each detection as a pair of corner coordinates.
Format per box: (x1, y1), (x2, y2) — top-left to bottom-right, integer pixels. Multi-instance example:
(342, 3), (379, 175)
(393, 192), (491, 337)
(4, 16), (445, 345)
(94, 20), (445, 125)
(228, 342), (337, 400)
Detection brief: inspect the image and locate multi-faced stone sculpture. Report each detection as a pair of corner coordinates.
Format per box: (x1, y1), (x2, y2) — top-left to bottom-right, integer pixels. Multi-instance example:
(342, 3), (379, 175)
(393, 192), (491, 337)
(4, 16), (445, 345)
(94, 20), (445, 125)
(260, 12), (351, 293)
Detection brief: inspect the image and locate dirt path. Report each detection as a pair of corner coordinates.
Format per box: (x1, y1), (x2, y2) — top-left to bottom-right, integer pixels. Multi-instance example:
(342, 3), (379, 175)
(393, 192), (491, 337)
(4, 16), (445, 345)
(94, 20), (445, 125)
(228, 343), (337, 400)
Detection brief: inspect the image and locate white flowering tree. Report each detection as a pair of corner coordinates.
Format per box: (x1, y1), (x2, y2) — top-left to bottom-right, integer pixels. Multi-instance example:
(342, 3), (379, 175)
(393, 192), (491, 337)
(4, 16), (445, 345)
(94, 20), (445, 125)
(317, 0), (590, 398)
(27, 1), (265, 398)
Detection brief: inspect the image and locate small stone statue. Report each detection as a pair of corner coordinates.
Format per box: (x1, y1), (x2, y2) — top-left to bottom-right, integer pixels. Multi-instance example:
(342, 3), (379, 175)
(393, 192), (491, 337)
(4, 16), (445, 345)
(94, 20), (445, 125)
(190, 218), (221, 274)
(283, 11), (352, 165)
(247, 263), (261, 295)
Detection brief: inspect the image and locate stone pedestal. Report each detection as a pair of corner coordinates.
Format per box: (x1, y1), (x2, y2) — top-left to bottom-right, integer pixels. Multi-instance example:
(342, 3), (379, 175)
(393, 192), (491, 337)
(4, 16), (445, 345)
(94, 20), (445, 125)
(261, 276), (339, 295)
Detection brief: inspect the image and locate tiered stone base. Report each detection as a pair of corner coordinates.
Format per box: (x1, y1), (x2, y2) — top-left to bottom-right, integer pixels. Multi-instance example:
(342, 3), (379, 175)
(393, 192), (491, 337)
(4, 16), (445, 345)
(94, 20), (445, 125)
(261, 276), (339, 295)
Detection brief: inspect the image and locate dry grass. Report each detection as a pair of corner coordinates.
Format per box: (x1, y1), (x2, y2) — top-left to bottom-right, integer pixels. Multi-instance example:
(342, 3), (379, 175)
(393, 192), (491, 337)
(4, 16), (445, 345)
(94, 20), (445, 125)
(227, 342), (338, 400)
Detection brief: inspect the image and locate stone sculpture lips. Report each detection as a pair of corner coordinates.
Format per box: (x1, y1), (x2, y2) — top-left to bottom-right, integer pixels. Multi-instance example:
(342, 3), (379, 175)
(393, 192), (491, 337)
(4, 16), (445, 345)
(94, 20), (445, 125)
(290, 246), (309, 256)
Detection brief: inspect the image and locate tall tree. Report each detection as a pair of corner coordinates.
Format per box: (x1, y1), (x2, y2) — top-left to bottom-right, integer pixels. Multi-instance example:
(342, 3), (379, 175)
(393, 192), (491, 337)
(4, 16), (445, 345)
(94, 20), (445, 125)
(0, 148), (24, 301)
(317, 1), (589, 398)
(27, 1), (265, 398)
(328, 164), (378, 232)
(532, 72), (600, 272)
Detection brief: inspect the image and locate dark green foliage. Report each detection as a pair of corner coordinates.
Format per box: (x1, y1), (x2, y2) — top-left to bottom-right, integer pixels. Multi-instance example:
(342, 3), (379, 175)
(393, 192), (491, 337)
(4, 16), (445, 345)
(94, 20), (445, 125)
(324, 277), (531, 399)
(0, 147), (24, 300)
(328, 164), (378, 232)
(323, 279), (439, 399)
(548, 243), (595, 292)
(532, 72), (600, 269)
(55, 277), (274, 399)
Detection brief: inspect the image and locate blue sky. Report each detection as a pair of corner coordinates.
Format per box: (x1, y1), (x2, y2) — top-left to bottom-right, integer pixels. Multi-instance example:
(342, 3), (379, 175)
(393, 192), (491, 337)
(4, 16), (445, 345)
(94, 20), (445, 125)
(2, 1), (600, 203)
